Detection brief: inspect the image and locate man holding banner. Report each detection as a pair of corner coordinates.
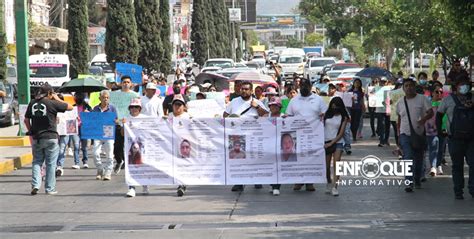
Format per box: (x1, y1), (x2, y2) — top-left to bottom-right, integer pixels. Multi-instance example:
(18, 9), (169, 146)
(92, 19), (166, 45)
(286, 79), (328, 192)
(91, 90), (118, 181)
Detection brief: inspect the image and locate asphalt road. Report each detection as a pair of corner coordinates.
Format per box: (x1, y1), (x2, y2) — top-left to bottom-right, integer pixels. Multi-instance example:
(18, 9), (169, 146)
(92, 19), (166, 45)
(0, 119), (473, 238)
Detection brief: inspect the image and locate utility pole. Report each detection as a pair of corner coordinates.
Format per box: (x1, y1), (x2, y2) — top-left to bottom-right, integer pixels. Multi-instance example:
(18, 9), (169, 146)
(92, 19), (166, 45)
(60, 0), (64, 28)
(15, 0), (30, 106)
(231, 0), (236, 62)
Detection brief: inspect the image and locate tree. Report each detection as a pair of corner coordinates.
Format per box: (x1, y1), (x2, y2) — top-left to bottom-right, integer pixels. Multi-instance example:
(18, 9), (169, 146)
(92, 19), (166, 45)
(211, 0), (229, 57)
(0, 0), (6, 80)
(105, 0), (139, 69)
(340, 33), (367, 66)
(159, 0), (172, 74)
(135, 0), (163, 72)
(304, 32), (324, 46)
(66, 0), (90, 77)
(286, 37), (303, 48)
(191, 0), (209, 66)
(88, 0), (107, 26)
(220, 1), (233, 58)
(204, 0), (218, 58)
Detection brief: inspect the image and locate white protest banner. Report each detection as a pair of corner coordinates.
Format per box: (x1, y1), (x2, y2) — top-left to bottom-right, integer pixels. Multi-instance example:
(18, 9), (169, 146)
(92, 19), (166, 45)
(277, 117), (326, 184)
(187, 99), (225, 118)
(173, 118), (226, 185)
(19, 104), (28, 135)
(125, 117), (175, 186)
(225, 117), (278, 185)
(368, 86), (394, 108)
(335, 91), (354, 107)
(57, 107), (78, 136)
(109, 91), (139, 119)
(204, 92), (226, 109)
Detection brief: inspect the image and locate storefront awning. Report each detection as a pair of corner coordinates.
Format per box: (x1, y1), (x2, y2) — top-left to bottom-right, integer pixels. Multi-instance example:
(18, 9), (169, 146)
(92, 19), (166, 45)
(29, 25), (69, 43)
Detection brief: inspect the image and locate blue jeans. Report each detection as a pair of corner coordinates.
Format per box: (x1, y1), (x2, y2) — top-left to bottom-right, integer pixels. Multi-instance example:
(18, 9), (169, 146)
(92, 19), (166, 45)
(32, 138), (59, 192)
(71, 135), (88, 165)
(57, 135), (69, 167)
(399, 134), (424, 184)
(447, 138), (474, 196)
(426, 136), (439, 169)
(377, 113), (390, 144)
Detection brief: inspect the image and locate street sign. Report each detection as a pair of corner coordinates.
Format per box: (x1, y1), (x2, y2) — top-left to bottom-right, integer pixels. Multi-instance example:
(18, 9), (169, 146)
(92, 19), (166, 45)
(229, 8), (241, 22)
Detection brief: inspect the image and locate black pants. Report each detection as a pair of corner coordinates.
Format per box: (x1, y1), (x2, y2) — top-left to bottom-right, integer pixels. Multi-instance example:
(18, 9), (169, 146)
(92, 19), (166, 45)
(377, 113), (390, 144)
(390, 121), (399, 145)
(368, 107), (376, 135)
(350, 108), (363, 141)
(114, 126), (124, 166)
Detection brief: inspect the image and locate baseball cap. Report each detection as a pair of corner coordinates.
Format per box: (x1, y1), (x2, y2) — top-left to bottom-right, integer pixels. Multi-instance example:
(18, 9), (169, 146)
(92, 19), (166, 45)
(129, 97), (142, 108)
(268, 96), (282, 107)
(146, 82), (157, 90)
(172, 94), (186, 106)
(106, 77), (115, 83)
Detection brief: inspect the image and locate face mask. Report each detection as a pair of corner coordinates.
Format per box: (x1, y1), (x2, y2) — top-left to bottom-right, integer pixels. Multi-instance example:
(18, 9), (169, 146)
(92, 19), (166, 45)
(300, 88), (311, 97)
(173, 87), (181, 94)
(459, 85), (470, 94)
(419, 79), (427, 85)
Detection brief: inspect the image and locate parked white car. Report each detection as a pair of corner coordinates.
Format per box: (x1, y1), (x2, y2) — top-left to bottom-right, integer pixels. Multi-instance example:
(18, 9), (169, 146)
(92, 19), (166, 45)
(304, 57), (337, 82)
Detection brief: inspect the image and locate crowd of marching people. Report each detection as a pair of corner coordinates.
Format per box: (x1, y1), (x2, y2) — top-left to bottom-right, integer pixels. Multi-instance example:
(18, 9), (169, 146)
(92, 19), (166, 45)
(24, 59), (473, 200)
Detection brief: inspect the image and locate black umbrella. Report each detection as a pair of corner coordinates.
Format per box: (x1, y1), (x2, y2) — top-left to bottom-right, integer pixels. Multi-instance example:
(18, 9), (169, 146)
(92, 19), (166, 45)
(58, 77), (108, 93)
(194, 72), (229, 91)
(356, 67), (394, 79)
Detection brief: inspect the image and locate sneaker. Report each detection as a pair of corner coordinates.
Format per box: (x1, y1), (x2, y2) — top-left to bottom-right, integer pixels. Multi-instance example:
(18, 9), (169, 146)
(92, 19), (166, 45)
(55, 167), (64, 177)
(114, 161), (124, 174)
(254, 184), (263, 189)
(231, 185), (244, 192)
(420, 177), (427, 183)
(103, 174), (111, 181)
(96, 169), (103, 180)
(325, 183), (332, 194)
(46, 191), (58, 195)
(126, 188), (136, 197)
(331, 187), (339, 196)
(405, 184), (414, 193)
(455, 194), (464, 200)
(378, 143), (384, 147)
(71, 165), (80, 169)
(67, 148), (73, 156)
(272, 189), (280, 196)
(293, 184), (303, 191)
(437, 166), (444, 175)
(429, 167), (436, 177)
(305, 184), (316, 191)
(177, 186), (186, 197)
(83, 164), (89, 169)
(143, 186), (150, 195)
(31, 188), (39, 195)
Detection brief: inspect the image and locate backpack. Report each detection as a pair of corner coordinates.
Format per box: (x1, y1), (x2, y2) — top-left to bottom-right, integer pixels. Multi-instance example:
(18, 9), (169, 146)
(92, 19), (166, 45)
(450, 94), (474, 140)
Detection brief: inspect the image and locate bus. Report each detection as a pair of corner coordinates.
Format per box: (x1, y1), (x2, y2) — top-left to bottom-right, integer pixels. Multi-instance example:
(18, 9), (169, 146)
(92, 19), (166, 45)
(29, 53), (70, 91)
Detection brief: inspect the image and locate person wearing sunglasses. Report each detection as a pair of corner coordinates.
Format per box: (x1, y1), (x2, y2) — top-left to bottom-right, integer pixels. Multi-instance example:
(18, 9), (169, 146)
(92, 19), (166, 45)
(446, 60), (469, 87)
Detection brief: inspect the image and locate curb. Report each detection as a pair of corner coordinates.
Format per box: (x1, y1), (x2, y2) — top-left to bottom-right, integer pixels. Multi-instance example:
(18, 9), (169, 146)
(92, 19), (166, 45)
(0, 153), (33, 175)
(0, 137), (31, 147)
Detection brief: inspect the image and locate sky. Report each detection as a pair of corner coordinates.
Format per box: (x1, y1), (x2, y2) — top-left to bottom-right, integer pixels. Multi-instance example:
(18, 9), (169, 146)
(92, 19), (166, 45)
(256, 0), (301, 15)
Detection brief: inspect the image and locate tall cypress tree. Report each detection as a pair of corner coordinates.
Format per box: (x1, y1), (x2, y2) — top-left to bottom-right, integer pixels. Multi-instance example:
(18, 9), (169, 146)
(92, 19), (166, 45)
(235, 23), (242, 61)
(222, 2), (233, 58)
(0, 0), (7, 80)
(204, 0), (218, 58)
(105, 0), (139, 69)
(135, 0), (163, 72)
(191, 0), (209, 66)
(210, 0), (223, 57)
(159, 0), (172, 74)
(66, 0), (90, 77)
(216, 0), (232, 58)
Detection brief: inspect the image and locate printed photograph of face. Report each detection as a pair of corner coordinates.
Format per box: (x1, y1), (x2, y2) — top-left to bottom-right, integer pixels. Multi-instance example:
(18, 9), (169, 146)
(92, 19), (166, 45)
(281, 132), (297, 162)
(66, 119), (77, 134)
(129, 138), (144, 165)
(229, 135), (246, 159)
(179, 139), (191, 158)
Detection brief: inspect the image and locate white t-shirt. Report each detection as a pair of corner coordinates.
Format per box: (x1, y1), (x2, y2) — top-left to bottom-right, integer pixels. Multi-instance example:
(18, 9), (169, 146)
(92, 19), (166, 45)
(324, 115), (343, 143)
(140, 95), (164, 117)
(225, 97), (268, 118)
(396, 94), (431, 136)
(286, 94), (328, 117)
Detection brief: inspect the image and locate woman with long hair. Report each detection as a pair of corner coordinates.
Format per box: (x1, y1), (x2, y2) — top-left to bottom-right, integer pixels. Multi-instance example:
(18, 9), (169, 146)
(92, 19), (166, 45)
(324, 97), (349, 196)
(348, 78), (365, 141)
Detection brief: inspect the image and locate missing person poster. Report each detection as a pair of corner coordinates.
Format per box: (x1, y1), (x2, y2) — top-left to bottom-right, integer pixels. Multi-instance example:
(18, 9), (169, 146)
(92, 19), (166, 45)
(172, 118), (226, 185)
(224, 117), (278, 185)
(80, 112), (116, 140)
(124, 117), (174, 186)
(276, 117), (326, 184)
(57, 107), (78, 136)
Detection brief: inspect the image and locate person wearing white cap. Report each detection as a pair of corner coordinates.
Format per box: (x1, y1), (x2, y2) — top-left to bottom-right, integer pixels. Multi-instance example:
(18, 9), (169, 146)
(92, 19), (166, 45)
(140, 82), (164, 117)
(168, 94), (192, 197)
(124, 97), (149, 198)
